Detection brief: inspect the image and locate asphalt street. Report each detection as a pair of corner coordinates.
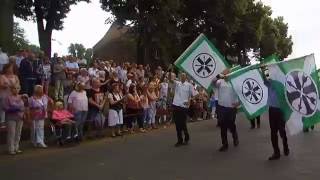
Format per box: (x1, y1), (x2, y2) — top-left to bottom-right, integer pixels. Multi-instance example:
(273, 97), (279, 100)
(0, 112), (320, 180)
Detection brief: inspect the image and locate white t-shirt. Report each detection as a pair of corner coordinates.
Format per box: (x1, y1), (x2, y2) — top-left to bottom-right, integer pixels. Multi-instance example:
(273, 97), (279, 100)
(216, 79), (238, 108)
(16, 56), (24, 68)
(77, 75), (91, 89)
(172, 81), (194, 108)
(68, 90), (88, 111)
(160, 82), (168, 98)
(78, 59), (87, 65)
(126, 79), (136, 88)
(65, 61), (79, 69)
(88, 67), (99, 77)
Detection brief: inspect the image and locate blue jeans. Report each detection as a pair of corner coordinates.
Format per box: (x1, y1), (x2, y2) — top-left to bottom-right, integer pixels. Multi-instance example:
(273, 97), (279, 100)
(74, 111), (88, 139)
(143, 108), (150, 124)
(148, 102), (157, 125)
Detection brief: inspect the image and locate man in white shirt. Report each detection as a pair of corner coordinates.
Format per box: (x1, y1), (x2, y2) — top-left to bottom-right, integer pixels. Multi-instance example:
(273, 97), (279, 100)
(172, 73), (195, 147)
(15, 50), (25, 68)
(78, 58), (87, 68)
(88, 62), (99, 78)
(65, 56), (79, 75)
(213, 69), (240, 152)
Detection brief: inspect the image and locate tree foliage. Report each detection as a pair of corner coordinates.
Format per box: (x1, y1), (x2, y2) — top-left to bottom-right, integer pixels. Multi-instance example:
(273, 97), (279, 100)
(12, 21), (42, 54)
(100, 0), (182, 65)
(68, 43), (86, 58)
(100, 0), (293, 65)
(14, 0), (90, 57)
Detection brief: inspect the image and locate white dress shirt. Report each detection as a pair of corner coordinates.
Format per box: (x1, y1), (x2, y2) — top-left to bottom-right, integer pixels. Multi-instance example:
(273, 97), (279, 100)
(172, 81), (194, 108)
(65, 61), (79, 69)
(216, 79), (238, 108)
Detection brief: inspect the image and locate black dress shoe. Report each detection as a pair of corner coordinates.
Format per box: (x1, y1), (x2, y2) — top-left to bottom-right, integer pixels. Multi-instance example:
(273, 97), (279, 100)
(233, 139), (239, 147)
(219, 146), (228, 152)
(174, 142), (184, 147)
(268, 154), (280, 160)
(183, 141), (189, 146)
(284, 148), (290, 156)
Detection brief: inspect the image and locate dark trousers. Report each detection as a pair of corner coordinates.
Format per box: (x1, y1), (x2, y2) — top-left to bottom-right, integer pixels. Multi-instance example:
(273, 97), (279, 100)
(218, 106), (238, 146)
(126, 108), (144, 129)
(269, 107), (288, 155)
(216, 104), (221, 126)
(250, 116), (261, 128)
(173, 105), (190, 143)
(21, 78), (36, 96)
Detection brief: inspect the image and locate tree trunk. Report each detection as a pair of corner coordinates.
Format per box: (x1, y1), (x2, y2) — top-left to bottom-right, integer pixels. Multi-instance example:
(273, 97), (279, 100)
(38, 30), (52, 57)
(35, 0), (53, 57)
(0, 0), (15, 54)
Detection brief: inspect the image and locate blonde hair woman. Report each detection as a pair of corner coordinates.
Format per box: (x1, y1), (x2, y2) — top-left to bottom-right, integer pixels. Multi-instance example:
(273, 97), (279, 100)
(29, 85), (53, 148)
(4, 84), (25, 155)
(147, 82), (159, 129)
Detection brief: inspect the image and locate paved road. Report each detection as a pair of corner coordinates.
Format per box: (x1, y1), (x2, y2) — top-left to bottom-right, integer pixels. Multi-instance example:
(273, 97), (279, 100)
(1, 112), (320, 180)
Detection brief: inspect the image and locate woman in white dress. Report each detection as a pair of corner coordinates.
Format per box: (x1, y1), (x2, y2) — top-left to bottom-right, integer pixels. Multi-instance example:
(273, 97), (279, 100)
(108, 83), (125, 137)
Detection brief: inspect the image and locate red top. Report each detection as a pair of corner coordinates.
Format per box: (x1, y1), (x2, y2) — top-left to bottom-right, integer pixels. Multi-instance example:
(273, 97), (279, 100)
(52, 110), (74, 121)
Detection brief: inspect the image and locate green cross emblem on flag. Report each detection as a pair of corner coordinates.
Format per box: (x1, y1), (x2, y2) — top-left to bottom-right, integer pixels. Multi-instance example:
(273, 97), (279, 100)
(174, 34), (230, 91)
(268, 54), (320, 135)
(228, 64), (268, 119)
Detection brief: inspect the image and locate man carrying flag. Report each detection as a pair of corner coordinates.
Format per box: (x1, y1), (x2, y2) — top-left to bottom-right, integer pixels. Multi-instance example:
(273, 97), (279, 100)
(264, 71), (290, 160)
(212, 69), (240, 152)
(267, 54), (320, 135)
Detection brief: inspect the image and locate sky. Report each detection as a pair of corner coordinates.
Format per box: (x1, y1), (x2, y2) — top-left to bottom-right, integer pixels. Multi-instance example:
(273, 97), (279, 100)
(17, 0), (320, 66)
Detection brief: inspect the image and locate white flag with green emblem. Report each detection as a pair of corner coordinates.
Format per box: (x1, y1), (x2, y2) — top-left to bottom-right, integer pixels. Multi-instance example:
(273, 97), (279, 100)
(268, 54), (320, 135)
(174, 34), (230, 91)
(228, 64), (268, 119)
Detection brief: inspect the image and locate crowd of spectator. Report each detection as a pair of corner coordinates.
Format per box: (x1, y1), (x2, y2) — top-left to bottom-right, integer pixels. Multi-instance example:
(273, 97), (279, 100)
(0, 48), (215, 155)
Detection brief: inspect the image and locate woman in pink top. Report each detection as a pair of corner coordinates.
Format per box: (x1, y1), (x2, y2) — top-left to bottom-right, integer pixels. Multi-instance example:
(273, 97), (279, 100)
(0, 64), (20, 128)
(52, 101), (76, 142)
(4, 84), (26, 155)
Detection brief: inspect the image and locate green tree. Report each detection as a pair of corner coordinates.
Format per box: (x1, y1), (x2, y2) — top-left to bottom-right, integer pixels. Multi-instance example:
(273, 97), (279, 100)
(100, 0), (182, 65)
(0, 0), (16, 53)
(259, 16), (292, 60)
(68, 43), (86, 58)
(12, 22), (42, 54)
(84, 48), (93, 63)
(12, 22), (29, 52)
(101, 0), (293, 65)
(14, 0), (90, 57)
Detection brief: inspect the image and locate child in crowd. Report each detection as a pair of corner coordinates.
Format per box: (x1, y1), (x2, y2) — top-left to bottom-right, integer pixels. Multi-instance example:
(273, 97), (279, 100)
(29, 85), (53, 148)
(208, 92), (216, 120)
(4, 85), (26, 155)
(147, 82), (159, 129)
(158, 77), (169, 127)
(140, 85), (150, 128)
